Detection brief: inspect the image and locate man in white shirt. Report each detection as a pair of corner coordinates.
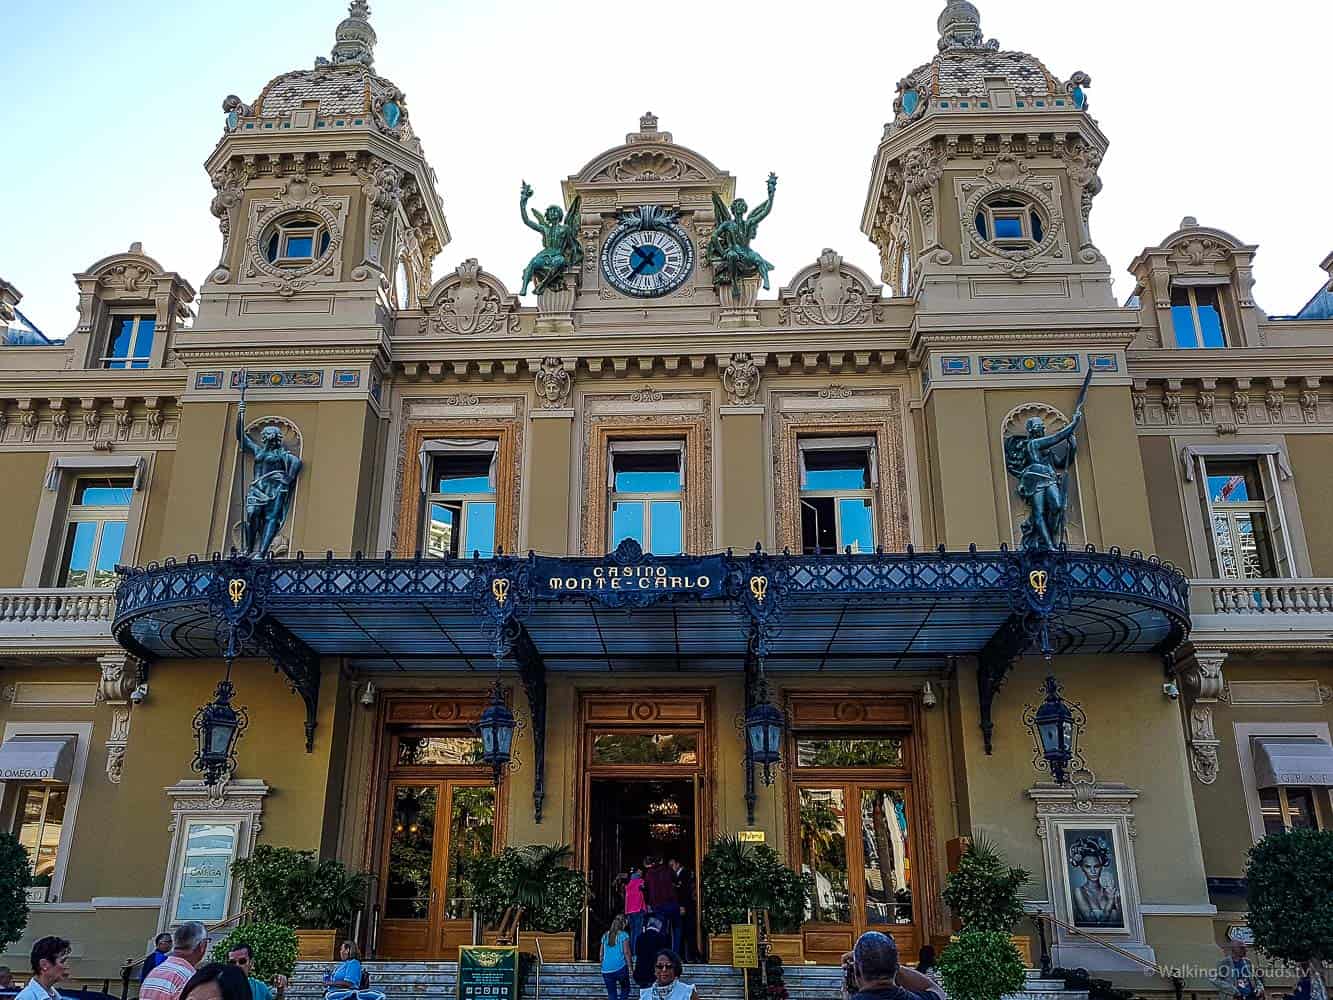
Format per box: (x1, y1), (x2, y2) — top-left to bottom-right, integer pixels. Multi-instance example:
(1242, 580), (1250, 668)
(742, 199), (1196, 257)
(14, 937), (70, 1000)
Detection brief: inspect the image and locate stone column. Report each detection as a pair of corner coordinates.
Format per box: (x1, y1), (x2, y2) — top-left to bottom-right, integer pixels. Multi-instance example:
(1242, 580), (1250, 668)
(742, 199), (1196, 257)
(528, 358), (576, 554)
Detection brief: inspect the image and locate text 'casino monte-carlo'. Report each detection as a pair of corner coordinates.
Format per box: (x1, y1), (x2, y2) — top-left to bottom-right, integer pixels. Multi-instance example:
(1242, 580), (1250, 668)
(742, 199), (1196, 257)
(1, 0), (1332, 990)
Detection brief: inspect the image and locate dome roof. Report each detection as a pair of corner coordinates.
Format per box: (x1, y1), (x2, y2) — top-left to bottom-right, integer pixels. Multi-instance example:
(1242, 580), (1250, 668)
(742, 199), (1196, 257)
(221, 2), (417, 147)
(889, 2), (1090, 133)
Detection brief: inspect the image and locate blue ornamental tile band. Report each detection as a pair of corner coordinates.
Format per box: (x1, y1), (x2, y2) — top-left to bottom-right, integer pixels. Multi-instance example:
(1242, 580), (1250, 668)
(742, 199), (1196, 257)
(332, 369), (362, 388)
(194, 371), (225, 389)
(1089, 353), (1119, 373)
(980, 354), (1081, 375)
(941, 356), (972, 376)
(230, 369), (325, 389)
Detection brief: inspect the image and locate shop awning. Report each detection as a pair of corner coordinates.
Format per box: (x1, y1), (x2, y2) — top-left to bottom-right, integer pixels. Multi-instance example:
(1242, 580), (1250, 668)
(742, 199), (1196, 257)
(0, 736), (75, 782)
(1253, 737), (1333, 788)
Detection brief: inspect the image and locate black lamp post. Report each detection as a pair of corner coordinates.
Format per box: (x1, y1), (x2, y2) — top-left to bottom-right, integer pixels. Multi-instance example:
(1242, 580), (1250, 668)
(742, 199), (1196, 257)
(477, 680), (515, 784)
(1033, 674), (1074, 784)
(192, 671), (248, 786)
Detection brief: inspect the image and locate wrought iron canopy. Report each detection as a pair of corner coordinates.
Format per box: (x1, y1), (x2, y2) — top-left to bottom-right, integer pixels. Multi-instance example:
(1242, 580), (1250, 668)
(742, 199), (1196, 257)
(114, 539), (1188, 787)
(114, 540), (1188, 671)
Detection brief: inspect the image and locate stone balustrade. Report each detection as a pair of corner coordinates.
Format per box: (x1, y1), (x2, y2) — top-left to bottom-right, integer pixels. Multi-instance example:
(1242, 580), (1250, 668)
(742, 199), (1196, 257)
(1192, 578), (1333, 615)
(0, 588), (117, 646)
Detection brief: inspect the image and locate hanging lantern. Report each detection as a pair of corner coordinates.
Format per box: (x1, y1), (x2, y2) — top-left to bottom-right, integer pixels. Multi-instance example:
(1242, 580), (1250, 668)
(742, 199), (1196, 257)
(192, 675), (247, 786)
(1033, 674), (1074, 784)
(477, 683), (516, 783)
(745, 699), (785, 784)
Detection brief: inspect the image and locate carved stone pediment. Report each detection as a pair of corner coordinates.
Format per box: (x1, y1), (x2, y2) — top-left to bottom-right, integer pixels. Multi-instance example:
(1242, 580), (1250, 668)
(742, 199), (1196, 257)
(777, 248), (883, 326)
(565, 115), (735, 205)
(419, 258), (520, 337)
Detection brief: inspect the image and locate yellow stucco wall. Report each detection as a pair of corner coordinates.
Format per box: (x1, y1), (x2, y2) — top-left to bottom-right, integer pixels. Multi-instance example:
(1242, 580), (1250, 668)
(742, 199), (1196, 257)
(527, 417), (574, 555)
(1287, 434), (1333, 575)
(720, 411), (766, 551)
(0, 452), (55, 586)
(1138, 437), (1192, 572)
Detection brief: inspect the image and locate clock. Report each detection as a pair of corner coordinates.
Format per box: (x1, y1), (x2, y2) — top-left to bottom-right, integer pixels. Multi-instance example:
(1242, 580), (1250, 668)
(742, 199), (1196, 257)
(599, 208), (694, 298)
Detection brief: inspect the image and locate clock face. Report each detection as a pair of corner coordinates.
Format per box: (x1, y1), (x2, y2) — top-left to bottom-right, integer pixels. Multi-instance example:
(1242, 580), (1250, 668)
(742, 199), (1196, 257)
(600, 216), (694, 298)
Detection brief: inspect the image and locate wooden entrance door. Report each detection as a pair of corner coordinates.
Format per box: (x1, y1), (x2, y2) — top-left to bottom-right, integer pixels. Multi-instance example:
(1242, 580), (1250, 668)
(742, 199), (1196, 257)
(795, 781), (920, 964)
(378, 775), (496, 959)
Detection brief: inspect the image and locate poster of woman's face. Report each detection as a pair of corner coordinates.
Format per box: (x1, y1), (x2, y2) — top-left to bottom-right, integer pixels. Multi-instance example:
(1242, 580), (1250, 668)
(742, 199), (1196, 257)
(1063, 828), (1126, 931)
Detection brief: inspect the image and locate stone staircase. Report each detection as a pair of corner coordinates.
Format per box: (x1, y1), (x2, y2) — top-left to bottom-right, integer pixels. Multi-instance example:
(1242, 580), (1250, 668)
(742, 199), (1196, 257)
(290, 962), (1087, 1000)
(290, 960), (746, 999)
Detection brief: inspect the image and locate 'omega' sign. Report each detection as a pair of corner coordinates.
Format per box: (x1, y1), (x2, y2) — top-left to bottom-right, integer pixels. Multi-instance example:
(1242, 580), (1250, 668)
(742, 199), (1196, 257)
(0, 767), (54, 780)
(548, 565), (710, 593)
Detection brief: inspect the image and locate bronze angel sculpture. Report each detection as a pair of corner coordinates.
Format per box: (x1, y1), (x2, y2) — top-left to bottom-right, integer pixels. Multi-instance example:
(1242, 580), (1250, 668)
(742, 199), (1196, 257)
(1004, 368), (1092, 550)
(519, 181), (582, 296)
(708, 172), (778, 290)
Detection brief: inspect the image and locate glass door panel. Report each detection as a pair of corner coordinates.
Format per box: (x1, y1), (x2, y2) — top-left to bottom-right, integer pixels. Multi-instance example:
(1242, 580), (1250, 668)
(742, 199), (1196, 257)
(797, 787), (852, 924)
(443, 784), (495, 920)
(385, 784), (439, 919)
(859, 788), (911, 928)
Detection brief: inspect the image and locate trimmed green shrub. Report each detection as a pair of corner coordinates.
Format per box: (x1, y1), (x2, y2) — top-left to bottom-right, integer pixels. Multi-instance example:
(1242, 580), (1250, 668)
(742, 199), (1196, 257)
(0, 834), (30, 952)
(1246, 828), (1333, 965)
(210, 923), (299, 982)
(939, 929), (1027, 1000)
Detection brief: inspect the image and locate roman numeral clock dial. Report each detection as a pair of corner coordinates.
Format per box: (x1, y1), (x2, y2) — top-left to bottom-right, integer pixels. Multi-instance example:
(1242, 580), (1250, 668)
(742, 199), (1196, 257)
(599, 207), (695, 298)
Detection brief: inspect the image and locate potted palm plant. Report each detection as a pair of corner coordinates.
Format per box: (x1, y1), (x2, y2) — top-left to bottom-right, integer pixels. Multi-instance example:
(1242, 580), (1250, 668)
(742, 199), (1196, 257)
(231, 846), (367, 960)
(472, 844), (589, 961)
(701, 836), (805, 964)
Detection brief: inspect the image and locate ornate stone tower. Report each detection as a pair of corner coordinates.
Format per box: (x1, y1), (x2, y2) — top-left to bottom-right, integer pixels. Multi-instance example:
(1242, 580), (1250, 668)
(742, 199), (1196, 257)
(861, 1), (1117, 320)
(194, 1), (448, 332)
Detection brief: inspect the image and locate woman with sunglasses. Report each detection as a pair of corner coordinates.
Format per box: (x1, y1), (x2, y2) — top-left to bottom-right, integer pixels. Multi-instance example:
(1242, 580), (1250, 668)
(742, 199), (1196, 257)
(640, 950), (696, 1000)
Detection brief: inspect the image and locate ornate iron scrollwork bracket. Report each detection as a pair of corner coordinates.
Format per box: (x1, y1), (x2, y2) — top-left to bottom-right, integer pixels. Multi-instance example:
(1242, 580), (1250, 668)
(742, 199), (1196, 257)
(255, 616), (321, 752)
(509, 623), (547, 824)
(977, 617), (1023, 755)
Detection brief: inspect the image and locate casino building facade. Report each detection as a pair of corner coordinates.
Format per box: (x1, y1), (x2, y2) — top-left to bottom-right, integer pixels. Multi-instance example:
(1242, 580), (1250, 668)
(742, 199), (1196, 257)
(1, 0), (1332, 986)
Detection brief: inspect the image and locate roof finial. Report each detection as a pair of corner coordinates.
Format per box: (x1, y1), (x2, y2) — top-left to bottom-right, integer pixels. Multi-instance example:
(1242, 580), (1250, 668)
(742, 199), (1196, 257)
(937, 0), (998, 51)
(327, 0), (376, 70)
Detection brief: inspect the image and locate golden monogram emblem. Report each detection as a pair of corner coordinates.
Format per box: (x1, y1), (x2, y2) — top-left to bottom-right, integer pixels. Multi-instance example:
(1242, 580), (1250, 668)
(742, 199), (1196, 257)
(227, 578), (246, 606)
(1028, 569), (1049, 598)
(492, 578), (510, 606)
(749, 575), (769, 604)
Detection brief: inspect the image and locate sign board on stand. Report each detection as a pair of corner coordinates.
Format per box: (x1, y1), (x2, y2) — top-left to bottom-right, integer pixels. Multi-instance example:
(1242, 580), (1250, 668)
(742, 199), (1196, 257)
(458, 945), (519, 1000)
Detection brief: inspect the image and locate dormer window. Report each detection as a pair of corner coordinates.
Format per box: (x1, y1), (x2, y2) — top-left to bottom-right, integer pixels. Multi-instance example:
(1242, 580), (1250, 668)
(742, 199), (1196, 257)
(1171, 285), (1227, 349)
(103, 314), (155, 370)
(975, 196), (1045, 249)
(263, 213), (332, 268)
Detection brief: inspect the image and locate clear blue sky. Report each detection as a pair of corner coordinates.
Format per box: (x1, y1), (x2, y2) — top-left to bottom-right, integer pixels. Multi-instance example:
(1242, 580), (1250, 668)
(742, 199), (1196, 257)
(2, 0), (1330, 336)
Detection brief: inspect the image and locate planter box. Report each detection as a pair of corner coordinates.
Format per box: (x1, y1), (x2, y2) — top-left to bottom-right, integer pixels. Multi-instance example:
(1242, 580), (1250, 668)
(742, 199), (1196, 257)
(769, 934), (805, 964)
(485, 929), (576, 962)
(935, 934), (1034, 968)
(295, 929), (338, 962)
(709, 933), (804, 966)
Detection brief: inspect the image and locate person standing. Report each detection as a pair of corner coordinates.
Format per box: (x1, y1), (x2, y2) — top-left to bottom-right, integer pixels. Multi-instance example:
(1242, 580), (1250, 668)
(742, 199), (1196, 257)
(14, 937), (70, 1000)
(225, 943), (289, 1000)
(668, 859), (696, 961)
(142, 934), (174, 983)
(141, 922), (209, 1000)
(644, 859), (680, 957)
(0, 967), (15, 993)
(633, 917), (671, 990)
(600, 914), (633, 1000)
(1211, 943), (1265, 1000)
(625, 866), (648, 951)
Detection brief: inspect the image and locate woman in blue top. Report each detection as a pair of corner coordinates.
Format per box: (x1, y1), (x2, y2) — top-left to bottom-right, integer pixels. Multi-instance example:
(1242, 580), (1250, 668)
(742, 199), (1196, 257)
(322, 941), (384, 1000)
(600, 914), (633, 1000)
